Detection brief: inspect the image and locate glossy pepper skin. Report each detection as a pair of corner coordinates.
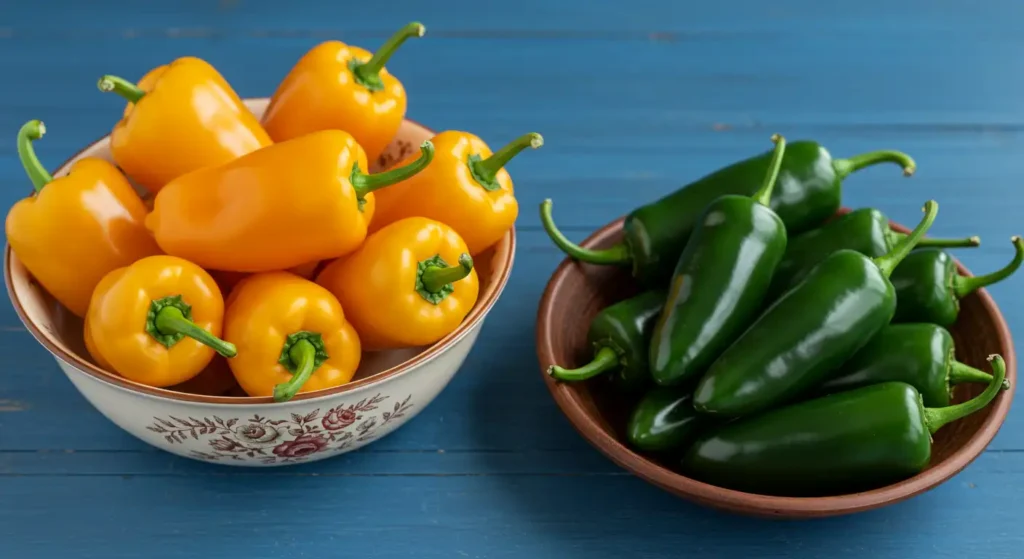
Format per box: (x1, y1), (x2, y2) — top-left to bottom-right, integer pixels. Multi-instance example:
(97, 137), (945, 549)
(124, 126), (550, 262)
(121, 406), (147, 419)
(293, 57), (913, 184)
(6, 120), (161, 317)
(316, 217), (479, 351)
(223, 272), (361, 402)
(542, 141), (916, 287)
(547, 289), (666, 394)
(145, 130), (434, 273)
(84, 255), (237, 387)
(817, 323), (1000, 407)
(371, 131), (541, 255)
(627, 389), (704, 453)
(890, 237), (1024, 327)
(768, 207), (980, 300)
(97, 57), (272, 194)
(682, 355), (1007, 497)
(649, 135), (788, 387)
(693, 201), (939, 418)
(262, 22), (424, 163)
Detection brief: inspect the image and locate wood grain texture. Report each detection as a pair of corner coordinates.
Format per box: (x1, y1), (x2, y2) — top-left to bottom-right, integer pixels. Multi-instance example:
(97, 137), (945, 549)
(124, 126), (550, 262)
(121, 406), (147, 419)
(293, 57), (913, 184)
(1, 0), (1023, 555)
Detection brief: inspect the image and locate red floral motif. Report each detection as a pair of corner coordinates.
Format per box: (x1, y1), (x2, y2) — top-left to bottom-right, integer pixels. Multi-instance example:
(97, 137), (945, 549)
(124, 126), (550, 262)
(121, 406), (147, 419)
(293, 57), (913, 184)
(272, 433), (329, 458)
(322, 408), (358, 431)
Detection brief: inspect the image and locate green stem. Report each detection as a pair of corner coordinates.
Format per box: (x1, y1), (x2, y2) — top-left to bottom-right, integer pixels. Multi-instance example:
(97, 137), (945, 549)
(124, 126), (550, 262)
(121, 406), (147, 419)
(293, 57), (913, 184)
(350, 22), (426, 91)
(547, 346), (620, 382)
(873, 200), (938, 278)
(948, 360), (995, 385)
(350, 141), (434, 205)
(539, 199), (631, 265)
(752, 134), (786, 206)
(17, 120), (52, 192)
(148, 296), (236, 357)
(97, 75), (146, 104)
(420, 253), (473, 293)
(952, 236), (1024, 298)
(913, 235), (981, 249)
(925, 354), (1007, 434)
(273, 340), (317, 402)
(468, 133), (544, 191)
(832, 149), (917, 179)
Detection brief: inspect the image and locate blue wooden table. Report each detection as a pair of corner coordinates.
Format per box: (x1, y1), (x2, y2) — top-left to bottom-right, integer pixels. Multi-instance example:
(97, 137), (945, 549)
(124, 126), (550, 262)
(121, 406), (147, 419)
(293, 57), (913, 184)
(2, 1), (1023, 556)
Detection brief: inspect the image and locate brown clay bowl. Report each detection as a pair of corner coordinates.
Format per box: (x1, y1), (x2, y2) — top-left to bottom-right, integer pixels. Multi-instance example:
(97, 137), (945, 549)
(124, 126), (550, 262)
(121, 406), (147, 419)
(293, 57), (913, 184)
(535, 209), (1016, 518)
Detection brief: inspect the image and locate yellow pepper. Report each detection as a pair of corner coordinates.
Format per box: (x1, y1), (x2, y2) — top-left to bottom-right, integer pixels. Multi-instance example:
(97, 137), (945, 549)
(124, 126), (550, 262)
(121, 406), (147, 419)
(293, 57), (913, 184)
(98, 57), (272, 194)
(261, 22), (425, 162)
(84, 255), (236, 387)
(5, 120), (161, 317)
(145, 130), (434, 273)
(370, 131), (540, 255)
(223, 272), (361, 402)
(316, 216), (479, 351)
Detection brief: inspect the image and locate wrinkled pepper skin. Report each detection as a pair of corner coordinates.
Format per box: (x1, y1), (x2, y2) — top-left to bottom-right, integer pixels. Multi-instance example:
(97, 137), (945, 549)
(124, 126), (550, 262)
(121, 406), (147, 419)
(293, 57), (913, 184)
(223, 272), (361, 402)
(693, 201), (938, 418)
(682, 356), (1007, 497)
(370, 131), (541, 255)
(627, 389), (703, 453)
(769, 207), (979, 299)
(98, 57), (272, 194)
(6, 120), (161, 317)
(817, 323), (996, 407)
(649, 135), (788, 387)
(84, 255), (236, 387)
(890, 237), (1024, 327)
(542, 141), (915, 287)
(547, 289), (666, 394)
(145, 130), (434, 273)
(262, 22), (424, 162)
(316, 217), (479, 351)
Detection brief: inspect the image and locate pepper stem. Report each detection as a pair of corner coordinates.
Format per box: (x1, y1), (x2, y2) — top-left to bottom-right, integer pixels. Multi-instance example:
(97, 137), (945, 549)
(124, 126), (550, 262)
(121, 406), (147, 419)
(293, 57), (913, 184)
(925, 354), (1007, 435)
(548, 346), (619, 382)
(752, 134), (786, 206)
(147, 296), (236, 357)
(948, 360), (996, 385)
(273, 332), (330, 402)
(539, 199), (632, 265)
(421, 253), (473, 293)
(17, 120), (53, 193)
(97, 75), (146, 104)
(952, 236), (1024, 298)
(873, 200), (938, 278)
(468, 133), (544, 191)
(913, 235), (981, 249)
(350, 22), (425, 92)
(350, 141), (434, 205)
(833, 149), (916, 179)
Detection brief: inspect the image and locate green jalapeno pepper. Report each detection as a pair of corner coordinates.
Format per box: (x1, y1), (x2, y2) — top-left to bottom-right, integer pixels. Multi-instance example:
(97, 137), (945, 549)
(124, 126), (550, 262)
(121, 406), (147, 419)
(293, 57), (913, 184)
(817, 323), (1001, 407)
(693, 200), (939, 418)
(648, 135), (788, 387)
(547, 289), (665, 393)
(891, 237), (1024, 327)
(626, 388), (704, 453)
(540, 141), (915, 287)
(681, 354), (1007, 497)
(768, 207), (980, 300)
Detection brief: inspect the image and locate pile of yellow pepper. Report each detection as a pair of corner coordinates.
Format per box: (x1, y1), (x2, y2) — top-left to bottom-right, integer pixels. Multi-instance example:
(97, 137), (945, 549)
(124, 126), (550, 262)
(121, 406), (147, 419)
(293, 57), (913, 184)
(6, 22), (540, 402)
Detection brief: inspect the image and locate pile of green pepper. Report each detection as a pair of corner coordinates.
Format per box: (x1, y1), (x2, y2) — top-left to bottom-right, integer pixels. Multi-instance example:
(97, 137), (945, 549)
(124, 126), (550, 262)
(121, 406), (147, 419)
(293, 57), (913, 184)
(543, 134), (1016, 498)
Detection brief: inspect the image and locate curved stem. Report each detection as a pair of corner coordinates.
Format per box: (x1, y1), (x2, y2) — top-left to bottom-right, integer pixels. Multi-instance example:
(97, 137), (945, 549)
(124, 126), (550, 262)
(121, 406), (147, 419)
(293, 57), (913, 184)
(873, 200), (938, 278)
(953, 236), (1024, 298)
(469, 133), (544, 190)
(925, 354), (1007, 434)
(273, 339), (317, 402)
(17, 120), (52, 192)
(539, 199), (631, 265)
(948, 360), (995, 385)
(421, 253), (473, 293)
(97, 75), (145, 103)
(350, 141), (434, 202)
(547, 346), (619, 381)
(914, 235), (981, 249)
(152, 306), (237, 358)
(832, 149), (916, 179)
(752, 134), (786, 206)
(350, 22), (425, 91)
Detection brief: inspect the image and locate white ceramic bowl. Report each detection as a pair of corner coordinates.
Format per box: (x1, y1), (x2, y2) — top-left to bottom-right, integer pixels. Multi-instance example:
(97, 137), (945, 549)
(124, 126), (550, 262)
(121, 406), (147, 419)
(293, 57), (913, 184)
(4, 99), (516, 467)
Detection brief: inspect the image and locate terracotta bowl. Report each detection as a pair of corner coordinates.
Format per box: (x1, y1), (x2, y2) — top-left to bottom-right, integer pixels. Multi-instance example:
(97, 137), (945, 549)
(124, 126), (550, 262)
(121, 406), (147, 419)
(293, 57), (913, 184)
(536, 212), (1015, 518)
(5, 98), (516, 467)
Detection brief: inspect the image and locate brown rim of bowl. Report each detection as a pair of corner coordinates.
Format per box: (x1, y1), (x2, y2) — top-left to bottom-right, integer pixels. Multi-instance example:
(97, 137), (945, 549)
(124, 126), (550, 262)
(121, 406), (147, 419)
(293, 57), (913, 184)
(5, 118), (517, 406)
(536, 212), (1016, 517)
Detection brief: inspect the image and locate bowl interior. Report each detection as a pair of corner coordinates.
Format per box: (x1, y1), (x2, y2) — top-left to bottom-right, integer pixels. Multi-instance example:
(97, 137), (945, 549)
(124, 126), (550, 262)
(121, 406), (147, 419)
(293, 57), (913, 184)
(537, 213), (1015, 517)
(6, 98), (515, 403)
